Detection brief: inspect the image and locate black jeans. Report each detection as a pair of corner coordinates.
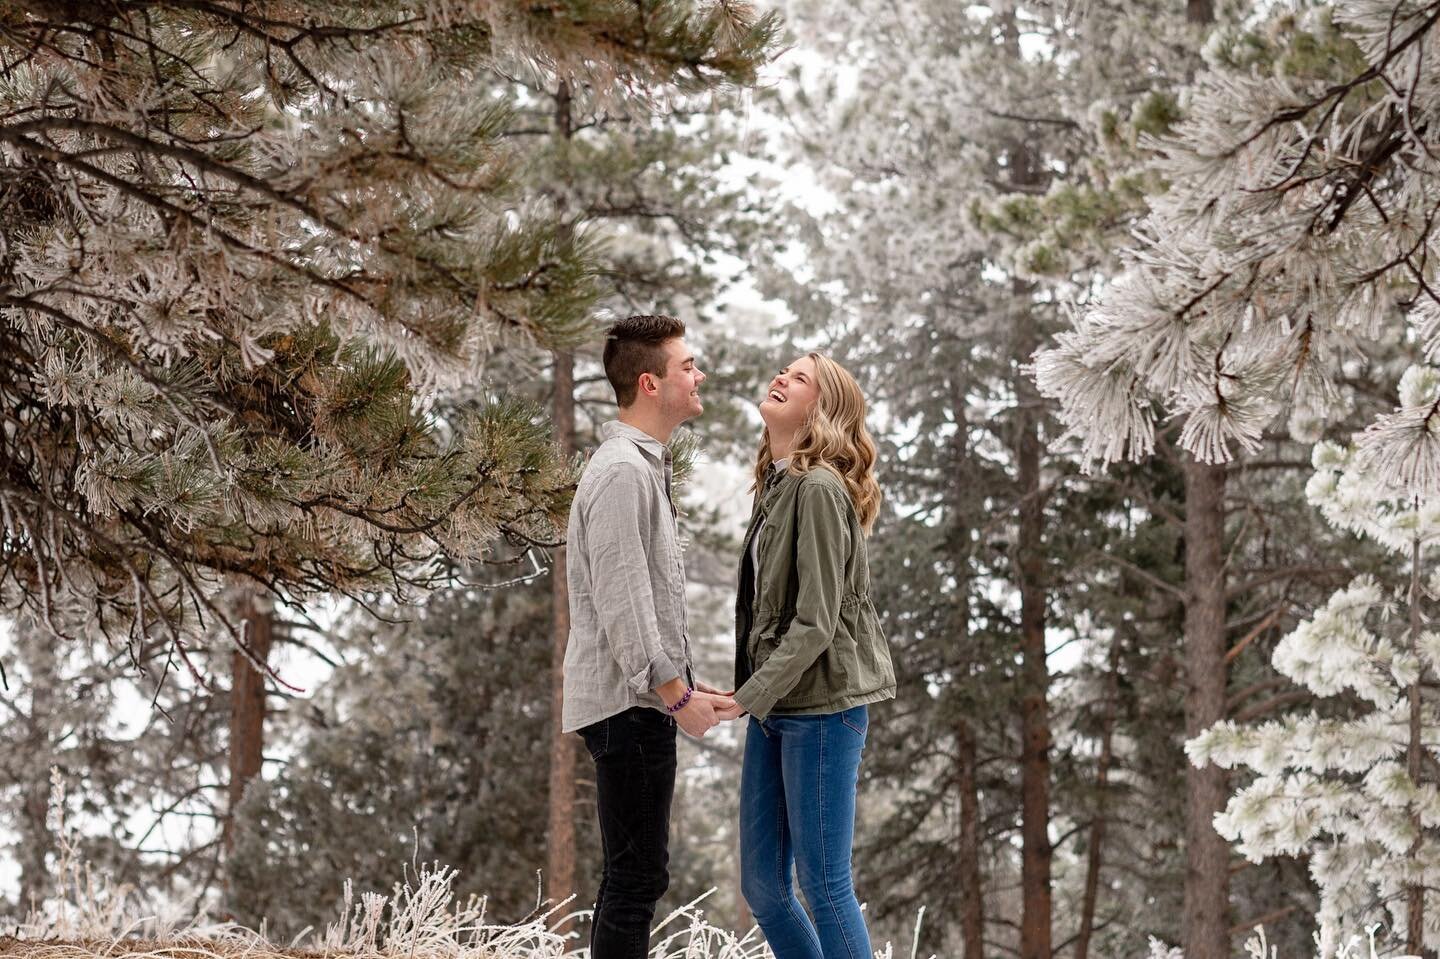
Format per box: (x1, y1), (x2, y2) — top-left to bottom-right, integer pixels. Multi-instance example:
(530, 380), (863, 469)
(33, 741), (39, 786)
(579, 707), (677, 959)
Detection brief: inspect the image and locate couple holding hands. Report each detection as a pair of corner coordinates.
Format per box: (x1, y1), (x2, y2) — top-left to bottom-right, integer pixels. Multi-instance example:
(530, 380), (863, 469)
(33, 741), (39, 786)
(561, 315), (897, 959)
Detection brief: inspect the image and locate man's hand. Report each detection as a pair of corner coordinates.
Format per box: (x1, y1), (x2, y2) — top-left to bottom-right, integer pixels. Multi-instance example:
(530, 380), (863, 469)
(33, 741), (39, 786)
(695, 679), (735, 697)
(674, 691), (728, 738)
(656, 680), (746, 737)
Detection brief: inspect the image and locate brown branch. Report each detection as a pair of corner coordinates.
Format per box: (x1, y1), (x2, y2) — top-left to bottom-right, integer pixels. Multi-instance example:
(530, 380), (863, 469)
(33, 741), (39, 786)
(1225, 603), (1289, 663)
(1230, 905), (1299, 935)
(1228, 565), (1349, 601)
(1233, 691), (1312, 724)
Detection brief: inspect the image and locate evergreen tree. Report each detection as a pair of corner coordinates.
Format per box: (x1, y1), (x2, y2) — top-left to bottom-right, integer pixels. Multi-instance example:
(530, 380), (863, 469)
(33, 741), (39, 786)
(1, 0), (779, 926)
(0, 0), (775, 669)
(221, 12), (779, 929)
(0, 617), (135, 915)
(225, 582), (578, 934)
(1191, 366), (1440, 956)
(1031, 1), (1440, 481)
(747, 1), (1371, 956)
(751, 0), (1221, 953)
(1032, 3), (1440, 954)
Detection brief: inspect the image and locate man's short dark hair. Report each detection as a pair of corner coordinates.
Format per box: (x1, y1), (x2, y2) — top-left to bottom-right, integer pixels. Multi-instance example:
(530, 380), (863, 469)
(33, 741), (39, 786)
(603, 314), (686, 408)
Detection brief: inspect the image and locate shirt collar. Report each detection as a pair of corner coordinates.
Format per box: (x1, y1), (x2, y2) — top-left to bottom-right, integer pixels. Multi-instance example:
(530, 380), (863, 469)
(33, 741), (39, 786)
(602, 420), (671, 464)
(762, 458), (790, 493)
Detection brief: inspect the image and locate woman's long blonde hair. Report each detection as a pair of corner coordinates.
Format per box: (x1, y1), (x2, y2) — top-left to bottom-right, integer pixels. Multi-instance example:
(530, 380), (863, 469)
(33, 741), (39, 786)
(753, 353), (882, 534)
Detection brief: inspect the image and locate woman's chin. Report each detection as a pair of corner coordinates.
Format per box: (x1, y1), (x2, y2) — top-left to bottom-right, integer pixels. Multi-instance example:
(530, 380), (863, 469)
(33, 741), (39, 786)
(759, 404), (798, 432)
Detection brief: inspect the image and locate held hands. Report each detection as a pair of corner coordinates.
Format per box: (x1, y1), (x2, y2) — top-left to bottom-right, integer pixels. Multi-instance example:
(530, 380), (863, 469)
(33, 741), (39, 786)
(663, 679), (747, 739)
(696, 680), (747, 722)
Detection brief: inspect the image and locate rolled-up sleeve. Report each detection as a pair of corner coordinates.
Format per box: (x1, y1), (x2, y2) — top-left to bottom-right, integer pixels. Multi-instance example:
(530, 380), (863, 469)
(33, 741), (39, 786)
(734, 481), (850, 719)
(585, 462), (682, 694)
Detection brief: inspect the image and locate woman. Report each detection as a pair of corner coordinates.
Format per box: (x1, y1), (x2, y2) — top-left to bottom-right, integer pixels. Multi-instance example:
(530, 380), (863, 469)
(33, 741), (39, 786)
(730, 352), (897, 959)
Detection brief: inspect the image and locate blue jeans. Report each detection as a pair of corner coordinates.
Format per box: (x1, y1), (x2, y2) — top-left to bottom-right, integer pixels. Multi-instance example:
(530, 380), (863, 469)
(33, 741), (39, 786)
(739, 706), (872, 959)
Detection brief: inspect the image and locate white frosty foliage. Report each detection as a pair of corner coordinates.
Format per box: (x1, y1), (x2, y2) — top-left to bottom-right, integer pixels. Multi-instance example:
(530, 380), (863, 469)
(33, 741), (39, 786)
(1187, 391), (1440, 953)
(0, 0), (783, 650)
(1141, 938), (1185, 959)
(1033, 0), (1440, 496)
(1135, 923), (1419, 958)
(19, 772), (795, 958)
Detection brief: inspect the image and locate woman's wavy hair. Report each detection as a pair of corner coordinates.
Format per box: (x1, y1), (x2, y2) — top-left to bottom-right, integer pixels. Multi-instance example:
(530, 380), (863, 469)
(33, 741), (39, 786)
(753, 352), (882, 534)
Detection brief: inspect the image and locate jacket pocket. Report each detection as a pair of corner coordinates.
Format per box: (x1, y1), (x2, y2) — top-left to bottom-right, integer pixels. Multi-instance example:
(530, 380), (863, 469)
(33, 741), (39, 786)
(751, 630), (780, 670)
(859, 602), (895, 687)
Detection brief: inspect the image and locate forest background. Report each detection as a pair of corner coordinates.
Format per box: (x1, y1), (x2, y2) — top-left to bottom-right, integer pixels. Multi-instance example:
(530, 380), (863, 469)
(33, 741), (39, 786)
(3, 0), (1440, 957)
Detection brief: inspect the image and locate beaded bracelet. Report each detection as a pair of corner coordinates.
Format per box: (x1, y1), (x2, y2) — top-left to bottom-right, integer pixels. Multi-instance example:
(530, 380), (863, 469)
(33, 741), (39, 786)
(665, 686), (694, 714)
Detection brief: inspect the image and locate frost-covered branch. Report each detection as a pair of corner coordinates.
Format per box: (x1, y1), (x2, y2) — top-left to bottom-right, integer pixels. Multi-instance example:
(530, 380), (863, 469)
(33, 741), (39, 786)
(1034, 0), (1440, 494)
(1186, 396), (1440, 951)
(0, 0), (777, 672)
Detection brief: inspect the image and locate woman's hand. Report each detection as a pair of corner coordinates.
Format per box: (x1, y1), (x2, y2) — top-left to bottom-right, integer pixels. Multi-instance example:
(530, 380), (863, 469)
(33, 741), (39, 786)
(696, 679), (735, 697)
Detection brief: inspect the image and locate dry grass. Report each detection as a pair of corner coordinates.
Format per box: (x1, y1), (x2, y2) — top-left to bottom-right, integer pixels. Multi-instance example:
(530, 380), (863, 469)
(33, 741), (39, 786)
(7, 772), (1418, 959)
(8, 845), (788, 959)
(6, 773), (926, 959)
(8, 838), (786, 959)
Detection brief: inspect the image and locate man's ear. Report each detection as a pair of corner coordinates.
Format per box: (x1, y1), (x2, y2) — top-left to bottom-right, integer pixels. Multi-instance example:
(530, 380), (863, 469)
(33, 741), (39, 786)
(638, 372), (658, 398)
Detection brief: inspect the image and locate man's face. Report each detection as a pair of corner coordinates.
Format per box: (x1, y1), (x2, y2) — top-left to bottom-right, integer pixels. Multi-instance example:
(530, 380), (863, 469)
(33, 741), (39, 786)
(654, 337), (705, 423)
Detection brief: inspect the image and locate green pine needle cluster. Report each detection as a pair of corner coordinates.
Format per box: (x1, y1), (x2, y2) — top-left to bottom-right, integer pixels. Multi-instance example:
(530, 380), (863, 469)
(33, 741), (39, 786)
(0, 0), (777, 666)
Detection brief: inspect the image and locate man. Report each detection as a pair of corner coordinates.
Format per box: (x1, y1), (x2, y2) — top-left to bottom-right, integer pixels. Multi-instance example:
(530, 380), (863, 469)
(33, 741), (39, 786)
(561, 314), (742, 959)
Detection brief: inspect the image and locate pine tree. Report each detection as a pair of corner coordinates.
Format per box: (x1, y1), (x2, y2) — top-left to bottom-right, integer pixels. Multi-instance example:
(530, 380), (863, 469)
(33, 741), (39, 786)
(1031, 2), (1440, 484)
(224, 582), (577, 933)
(749, 0), (1404, 954)
(0, 0), (777, 674)
(219, 12), (778, 927)
(753, 0), (1247, 952)
(1030, 3), (1440, 954)
(1191, 370), (1440, 954)
(488, 48), (779, 921)
(0, 616), (167, 915)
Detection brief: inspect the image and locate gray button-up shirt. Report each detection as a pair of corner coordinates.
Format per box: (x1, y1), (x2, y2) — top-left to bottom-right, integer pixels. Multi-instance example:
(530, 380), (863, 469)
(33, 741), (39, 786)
(561, 420), (692, 733)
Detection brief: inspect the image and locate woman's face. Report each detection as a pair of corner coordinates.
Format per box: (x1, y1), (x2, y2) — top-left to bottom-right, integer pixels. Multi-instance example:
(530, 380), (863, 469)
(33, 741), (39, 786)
(759, 355), (821, 436)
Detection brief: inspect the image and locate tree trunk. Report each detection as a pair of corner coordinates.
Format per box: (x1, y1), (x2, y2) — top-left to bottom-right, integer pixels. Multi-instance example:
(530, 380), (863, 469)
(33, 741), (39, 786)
(17, 619), (57, 913)
(1017, 372), (1051, 959)
(1008, 107), (1051, 955)
(1182, 458), (1230, 959)
(544, 75), (580, 920)
(956, 716), (985, 959)
(1076, 635), (1123, 959)
(1406, 533), (1431, 957)
(224, 591), (274, 862)
(547, 346), (578, 911)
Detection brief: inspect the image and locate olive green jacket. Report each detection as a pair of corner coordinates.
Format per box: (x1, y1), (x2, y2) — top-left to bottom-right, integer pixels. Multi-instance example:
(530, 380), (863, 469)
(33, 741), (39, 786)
(732, 465), (897, 720)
